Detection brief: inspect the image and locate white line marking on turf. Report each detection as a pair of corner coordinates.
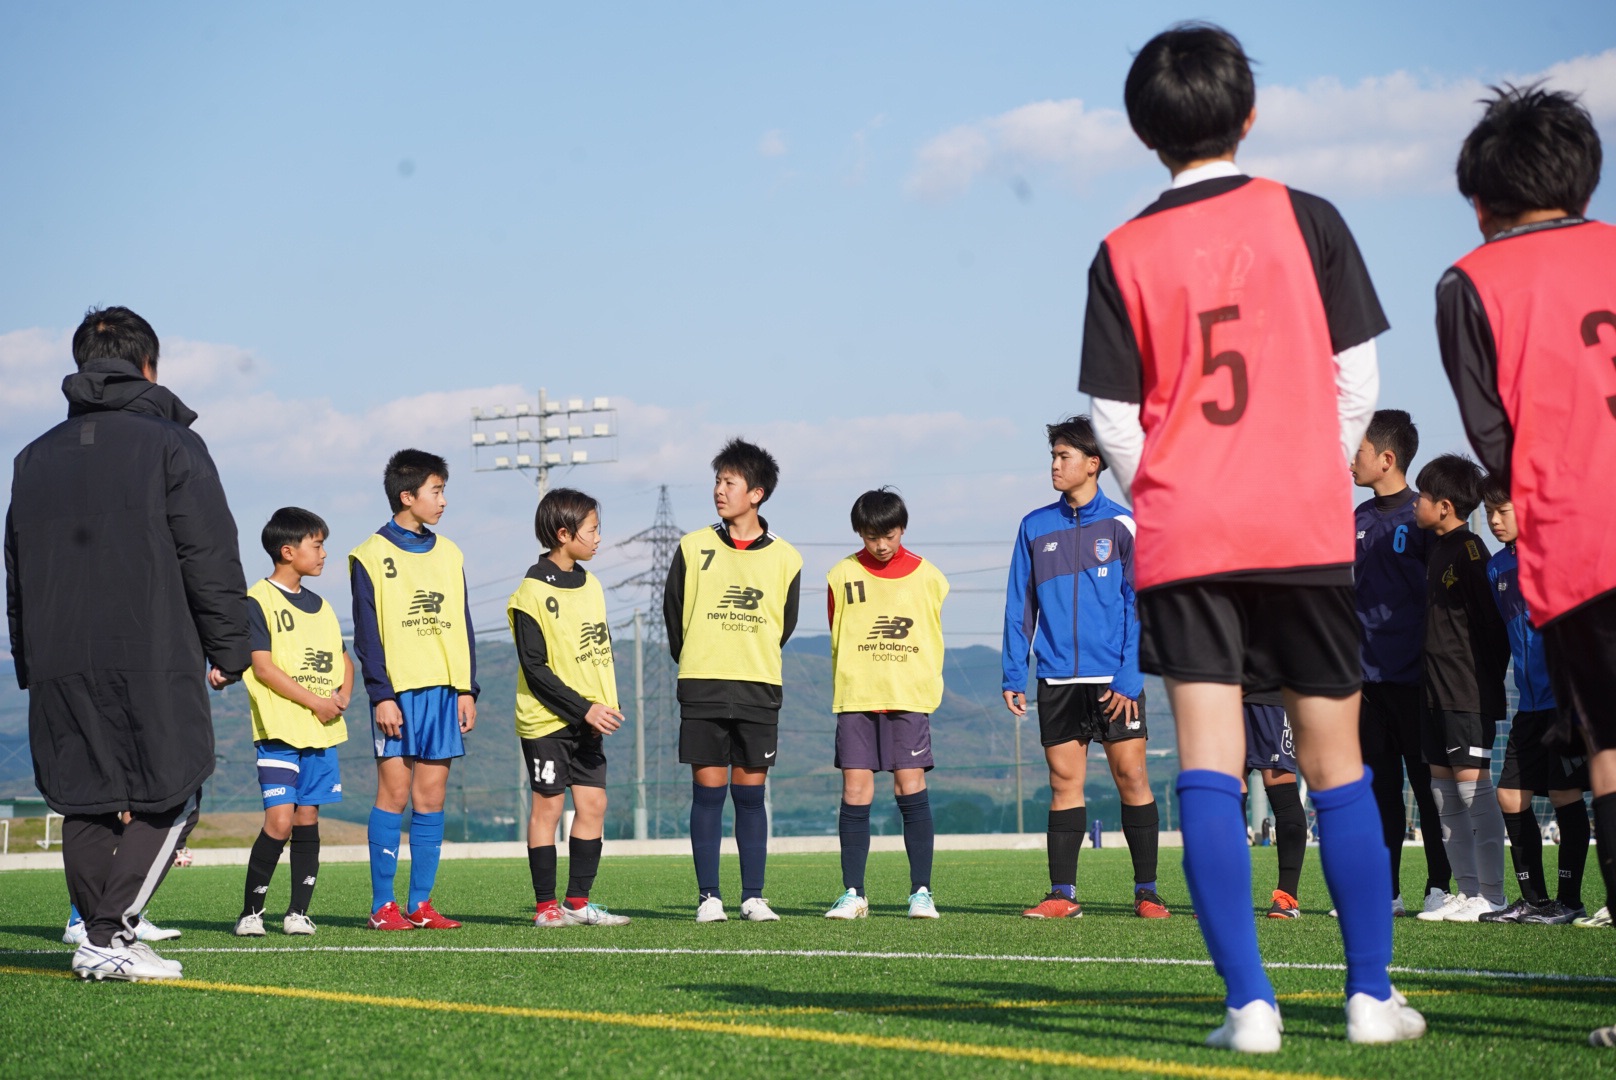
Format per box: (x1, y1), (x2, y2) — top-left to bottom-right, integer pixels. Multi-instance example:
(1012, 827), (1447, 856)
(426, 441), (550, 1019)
(4, 945), (1614, 985)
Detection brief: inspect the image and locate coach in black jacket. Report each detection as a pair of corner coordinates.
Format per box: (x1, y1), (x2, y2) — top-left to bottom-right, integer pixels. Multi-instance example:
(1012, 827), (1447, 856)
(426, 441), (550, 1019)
(4, 306), (250, 973)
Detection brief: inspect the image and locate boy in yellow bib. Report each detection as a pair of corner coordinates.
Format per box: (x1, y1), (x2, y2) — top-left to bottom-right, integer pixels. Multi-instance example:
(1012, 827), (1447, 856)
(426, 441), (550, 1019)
(664, 439), (802, 922)
(235, 508), (353, 937)
(508, 488), (630, 928)
(350, 450), (478, 931)
(824, 489), (948, 921)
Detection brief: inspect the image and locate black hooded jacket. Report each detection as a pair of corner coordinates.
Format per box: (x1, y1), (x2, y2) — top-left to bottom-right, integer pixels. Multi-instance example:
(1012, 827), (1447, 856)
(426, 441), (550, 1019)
(5, 359), (251, 814)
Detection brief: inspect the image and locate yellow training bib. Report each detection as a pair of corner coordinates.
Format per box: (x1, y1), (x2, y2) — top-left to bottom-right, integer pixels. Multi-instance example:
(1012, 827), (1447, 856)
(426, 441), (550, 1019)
(676, 527), (803, 685)
(349, 532), (472, 693)
(243, 579), (349, 749)
(828, 555), (948, 714)
(507, 572), (619, 739)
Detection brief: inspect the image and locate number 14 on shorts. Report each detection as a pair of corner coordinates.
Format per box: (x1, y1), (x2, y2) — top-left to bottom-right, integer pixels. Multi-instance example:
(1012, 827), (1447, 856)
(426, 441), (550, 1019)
(533, 759), (557, 785)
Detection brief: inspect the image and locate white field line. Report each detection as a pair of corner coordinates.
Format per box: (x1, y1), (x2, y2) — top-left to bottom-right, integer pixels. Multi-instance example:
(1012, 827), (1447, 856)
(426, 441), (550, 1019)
(4, 944), (1614, 985)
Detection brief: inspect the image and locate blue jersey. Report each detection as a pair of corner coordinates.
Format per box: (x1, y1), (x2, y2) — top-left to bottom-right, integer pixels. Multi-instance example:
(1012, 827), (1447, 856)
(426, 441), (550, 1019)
(1487, 543), (1555, 711)
(1001, 491), (1142, 699)
(1354, 489), (1430, 685)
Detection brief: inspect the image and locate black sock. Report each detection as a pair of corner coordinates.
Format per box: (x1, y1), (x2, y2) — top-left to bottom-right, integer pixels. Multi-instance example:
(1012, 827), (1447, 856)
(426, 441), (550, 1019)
(731, 784), (768, 902)
(1120, 801), (1159, 888)
(897, 790), (934, 893)
(1592, 794), (1616, 914)
(565, 837), (603, 903)
(1266, 783), (1307, 899)
(839, 802), (871, 895)
(1555, 799), (1591, 910)
(1502, 809), (1548, 904)
(242, 829), (287, 917)
(288, 823), (320, 915)
(529, 844), (558, 904)
(1047, 807), (1085, 895)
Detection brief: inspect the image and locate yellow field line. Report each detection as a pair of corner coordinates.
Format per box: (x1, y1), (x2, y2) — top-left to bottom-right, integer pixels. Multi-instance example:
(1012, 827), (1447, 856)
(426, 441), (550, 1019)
(0, 964), (1348, 1080)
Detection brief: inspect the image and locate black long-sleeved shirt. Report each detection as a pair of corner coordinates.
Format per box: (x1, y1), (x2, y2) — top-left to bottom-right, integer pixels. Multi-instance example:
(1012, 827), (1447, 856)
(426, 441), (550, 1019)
(511, 556), (596, 728)
(1422, 526), (1510, 718)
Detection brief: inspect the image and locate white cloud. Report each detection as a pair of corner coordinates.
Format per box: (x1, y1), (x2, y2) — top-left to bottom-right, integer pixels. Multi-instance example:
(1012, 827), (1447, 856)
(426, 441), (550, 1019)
(757, 129), (788, 158)
(0, 328), (71, 411)
(908, 48), (1616, 199)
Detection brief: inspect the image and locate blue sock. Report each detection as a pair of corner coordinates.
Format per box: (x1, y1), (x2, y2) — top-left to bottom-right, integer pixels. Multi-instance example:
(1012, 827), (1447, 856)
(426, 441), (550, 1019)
(1135, 880), (1158, 895)
(839, 802), (871, 894)
(1312, 767), (1394, 1001)
(407, 811), (445, 913)
(897, 790), (934, 892)
(731, 783), (768, 901)
(690, 784), (727, 900)
(1051, 882), (1076, 901)
(1178, 770), (1275, 1010)
(367, 807), (403, 913)
(69, 903), (82, 925)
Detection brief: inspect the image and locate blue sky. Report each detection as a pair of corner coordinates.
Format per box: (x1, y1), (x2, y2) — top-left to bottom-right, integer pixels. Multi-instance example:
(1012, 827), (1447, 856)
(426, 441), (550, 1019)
(3, 2), (1614, 651)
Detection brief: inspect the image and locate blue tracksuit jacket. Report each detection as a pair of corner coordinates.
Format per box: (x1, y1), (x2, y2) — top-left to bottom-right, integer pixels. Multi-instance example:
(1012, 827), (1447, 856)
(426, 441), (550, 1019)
(1001, 490), (1142, 699)
(1487, 542), (1555, 711)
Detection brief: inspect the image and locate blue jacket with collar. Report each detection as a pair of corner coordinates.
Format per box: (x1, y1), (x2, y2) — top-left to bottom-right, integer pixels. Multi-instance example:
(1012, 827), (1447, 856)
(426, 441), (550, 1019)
(1487, 543), (1556, 712)
(1001, 490), (1142, 698)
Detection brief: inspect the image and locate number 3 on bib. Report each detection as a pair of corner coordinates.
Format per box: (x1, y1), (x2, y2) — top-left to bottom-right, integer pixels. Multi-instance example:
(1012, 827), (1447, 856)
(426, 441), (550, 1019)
(1199, 305), (1248, 425)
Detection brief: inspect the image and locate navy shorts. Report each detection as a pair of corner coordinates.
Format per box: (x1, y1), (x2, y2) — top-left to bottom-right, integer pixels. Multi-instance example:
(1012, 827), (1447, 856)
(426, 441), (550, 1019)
(834, 712), (934, 772)
(373, 686), (465, 761)
(1243, 704), (1297, 773)
(256, 741), (343, 808)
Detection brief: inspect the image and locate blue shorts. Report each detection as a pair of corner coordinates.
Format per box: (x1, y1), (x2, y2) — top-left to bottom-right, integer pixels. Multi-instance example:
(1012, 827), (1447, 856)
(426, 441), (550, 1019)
(1244, 704), (1297, 773)
(256, 741), (344, 808)
(372, 686), (465, 761)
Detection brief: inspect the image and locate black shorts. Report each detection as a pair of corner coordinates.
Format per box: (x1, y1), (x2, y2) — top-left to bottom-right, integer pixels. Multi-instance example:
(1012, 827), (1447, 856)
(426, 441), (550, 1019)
(1497, 709), (1591, 794)
(679, 714), (779, 769)
(1036, 681), (1147, 747)
(1419, 707), (1497, 770)
(1542, 587), (1616, 753)
(1137, 581), (1359, 697)
(521, 730), (607, 797)
(1359, 681), (1423, 763)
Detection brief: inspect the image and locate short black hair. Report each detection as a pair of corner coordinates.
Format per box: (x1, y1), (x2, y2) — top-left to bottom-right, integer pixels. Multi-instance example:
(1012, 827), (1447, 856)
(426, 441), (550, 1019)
(1047, 415), (1106, 471)
(384, 449), (450, 513)
(535, 487), (599, 550)
(712, 438), (780, 503)
(1416, 453), (1484, 518)
(72, 306), (159, 371)
(850, 487), (908, 536)
(1479, 472), (1511, 508)
(261, 506), (329, 562)
(1364, 409), (1420, 473)
(1457, 84), (1602, 217)
(1125, 22), (1255, 165)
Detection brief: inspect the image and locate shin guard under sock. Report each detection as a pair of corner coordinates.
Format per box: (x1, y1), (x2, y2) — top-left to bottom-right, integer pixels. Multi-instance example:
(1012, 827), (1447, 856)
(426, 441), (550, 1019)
(366, 807), (403, 913)
(897, 790), (934, 892)
(407, 811), (445, 913)
(1502, 809), (1547, 904)
(1555, 800), (1591, 910)
(1460, 777), (1507, 904)
(1047, 807), (1084, 898)
(1177, 770), (1274, 1009)
(1120, 801), (1159, 889)
(1431, 777), (1478, 897)
(731, 783), (768, 902)
(566, 836), (603, 902)
(288, 823), (320, 915)
(690, 784), (727, 900)
(1265, 783), (1307, 899)
(243, 829), (288, 917)
(839, 802), (872, 894)
(529, 845), (558, 904)
(1311, 768), (1394, 1001)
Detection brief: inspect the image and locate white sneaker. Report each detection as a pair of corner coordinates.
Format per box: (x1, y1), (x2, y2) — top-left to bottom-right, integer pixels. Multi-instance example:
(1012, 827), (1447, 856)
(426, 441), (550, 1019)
(1346, 987), (1426, 1044)
(1205, 1000), (1283, 1053)
(63, 918), (87, 947)
(1416, 891), (1468, 922)
(695, 896), (727, 923)
(127, 940), (182, 973)
(234, 912), (266, 937)
(72, 942), (180, 982)
(1444, 895), (1505, 922)
(560, 902), (631, 926)
(136, 911), (181, 942)
(283, 912), (317, 935)
(740, 897), (781, 922)
(825, 889), (869, 920)
(907, 887), (940, 919)
(1574, 905), (1612, 928)
(1329, 895), (1405, 919)
(1423, 887), (1453, 914)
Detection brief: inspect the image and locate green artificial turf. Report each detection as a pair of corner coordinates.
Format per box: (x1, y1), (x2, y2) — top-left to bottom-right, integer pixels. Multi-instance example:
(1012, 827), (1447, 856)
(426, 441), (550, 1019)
(1, 849), (1611, 1078)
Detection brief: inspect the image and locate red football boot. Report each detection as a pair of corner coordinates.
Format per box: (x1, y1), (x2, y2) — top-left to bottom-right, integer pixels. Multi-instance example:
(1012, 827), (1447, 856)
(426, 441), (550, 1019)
(367, 901), (412, 931)
(407, 900), (462, 929)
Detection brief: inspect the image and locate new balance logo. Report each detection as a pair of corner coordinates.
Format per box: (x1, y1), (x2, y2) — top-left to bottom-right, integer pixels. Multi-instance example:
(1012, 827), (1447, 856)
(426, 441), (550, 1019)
(1043, 541), (1059, 552)
(301, 648), (335, 674)
(302, 876), (317, 886)
(408, 590), (445, 615)
(867, 616), (914, 640)
(253, 885), (269, 895)
(578, 622), (610, 647)
(718, 586), (764, 610)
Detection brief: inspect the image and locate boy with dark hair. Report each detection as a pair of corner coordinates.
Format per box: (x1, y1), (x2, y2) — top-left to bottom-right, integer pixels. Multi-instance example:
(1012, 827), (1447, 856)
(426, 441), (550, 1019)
(1476, 477), (1591, 925)
(1079, 22), (1422, 1050)
(1242, 688), (1307, 918)
(1434, 96), (1616, 1039)
(1002, 416), (1165, 920)
(1410, 454), (1510, 923)
(1350, 409), (1451, 916)
(350, 449), (478, 931)
(824, 488), (948, 920)
(665, 438), (802, 922)
(509, 488), (629, 928)
(235, 507), (353, 937)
